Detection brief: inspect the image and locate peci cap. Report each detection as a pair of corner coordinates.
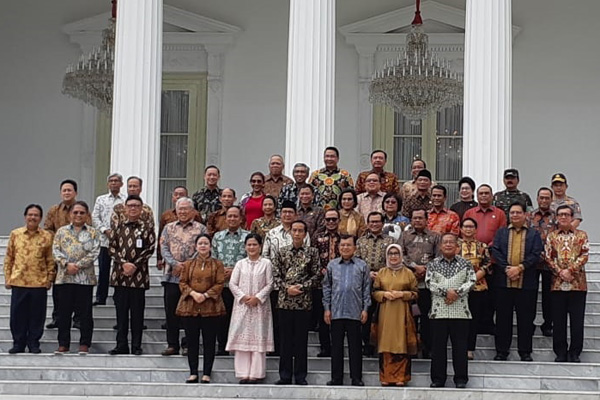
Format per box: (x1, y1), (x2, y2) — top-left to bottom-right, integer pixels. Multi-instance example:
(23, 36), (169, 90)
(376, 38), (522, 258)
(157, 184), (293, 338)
(416, 169), (432, 181)
(551, 173), (567, 184)
(280, 200), (297, 212)
(503, 169), (519, 179)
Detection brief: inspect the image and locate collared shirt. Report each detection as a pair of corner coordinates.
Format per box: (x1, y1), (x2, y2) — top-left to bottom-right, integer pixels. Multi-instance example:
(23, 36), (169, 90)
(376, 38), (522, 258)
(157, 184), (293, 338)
(426, 255), (476, 319)
(52, 224), (100, 285)
(355, 231), (395, 272)
(158, 208), (203, 261)
(4, 227), (55, 288)
(211, 228), (249, 268)
(111, 203), (155, 231)
(399, 227), (441, 287)
(45, 202), (92, 234)
(401, 192), (432, 219)
(449, 200), (478, 220)
(355, 170), (400, 195)
(272, 245), (320, 310)
(277, 182), (321, 212)
(550, 195), (583, 221)
(400, 180), (436, 201)
(92, 192), (126, 247)
(109, 218), (156, 289)
(298, 205), (325, 239)
(427, 208), (460, 235)
(530, 207), (557, 271)
(191, 186), (222, 222)
(313, 230), (341, 270)
(206, 208), (247, 236)
(250, 216), (281, 239)
(323, 257), (371, 320)
(457, 239), (491, 291)
(463, 205), (507, 245)
(262, 225), (310, 260)
(309, 167), (354, 210)
(356, 191), (386, 220)
(264, 174), (294, 198)
(493, 189), (534, 219)
(160, 220), (207, 284)
(545, 228), (589, 291)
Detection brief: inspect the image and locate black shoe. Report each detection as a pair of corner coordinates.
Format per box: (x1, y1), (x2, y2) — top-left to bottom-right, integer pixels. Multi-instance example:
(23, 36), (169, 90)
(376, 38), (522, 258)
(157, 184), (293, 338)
(267, 351), (279, 357)
(317, 350), (331, 357)
(185, 376), (199, 384)
(520, 353), (533, 362)
(541, 328), (553, 337)
(73, 320), (81, 330)
(568, 354), (581, 363)
(113, 325), (118, 330)
(216, 350), (229, 356)
(132, 348), (143, 355)
(29, 347), (42, 354)
(555, 355), (568, 362)
(161, 322), (167, 330)
(143, 325), (148, 330)
(92, 300), (106, 306)
(296, 380), (308, 385)
(108, 347), (129, 355)
(455, 382), (467, 389)
(430, 382), (445, 388)
(351, 380), (364, 387)
(239, 379), (250, 384)
(275, 379), (291, 385)
(326, 380), (343, 386)
(8, 347), (25, 354)
(493, 353), (508, 361)
(46, 320), (58, 329)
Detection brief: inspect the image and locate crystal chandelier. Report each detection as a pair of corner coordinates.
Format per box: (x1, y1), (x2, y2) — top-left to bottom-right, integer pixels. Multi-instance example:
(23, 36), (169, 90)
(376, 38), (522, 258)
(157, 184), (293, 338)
(62, 1), (116, 113)
(369, 0), (463, 120)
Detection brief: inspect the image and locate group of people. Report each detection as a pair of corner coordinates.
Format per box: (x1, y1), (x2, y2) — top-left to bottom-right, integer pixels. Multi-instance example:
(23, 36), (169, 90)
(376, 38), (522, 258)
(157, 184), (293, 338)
(3, 147), (589, 389)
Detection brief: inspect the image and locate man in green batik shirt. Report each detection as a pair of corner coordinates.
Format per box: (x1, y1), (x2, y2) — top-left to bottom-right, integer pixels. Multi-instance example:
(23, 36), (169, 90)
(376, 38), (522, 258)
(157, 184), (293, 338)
(309, 146), (354, 210)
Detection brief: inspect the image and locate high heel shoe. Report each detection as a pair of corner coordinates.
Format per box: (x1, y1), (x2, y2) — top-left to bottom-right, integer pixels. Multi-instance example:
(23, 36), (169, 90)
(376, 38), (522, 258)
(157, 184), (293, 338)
(185, 375), (199, 384)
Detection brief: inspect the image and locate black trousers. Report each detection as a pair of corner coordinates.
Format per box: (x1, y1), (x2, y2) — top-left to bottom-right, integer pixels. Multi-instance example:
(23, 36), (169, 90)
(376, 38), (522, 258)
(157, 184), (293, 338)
(182, 315), (219, 376)
(330, 318), (362, 383)
(417, 288), (432, 353)
(269, 290), (280, 353)
(430, 319), (469, 385)
(494, 288), (537, 355)
(311, 288), (330, 352)
(217, 287), (234, 351)
(113, 286), (145, 351)
(535, 269), (553, 330)
(10, 286), (47, 351)
(552, 291), (586, 358)
(164, 282), (184, 350)
(95, 247), (111, 303)
(361, 301), (378, 354)
(278, 309), (310, 383)
(55, 284), (94, 347)
(467, 290), (488, 351)
(479, 285), (497, 334)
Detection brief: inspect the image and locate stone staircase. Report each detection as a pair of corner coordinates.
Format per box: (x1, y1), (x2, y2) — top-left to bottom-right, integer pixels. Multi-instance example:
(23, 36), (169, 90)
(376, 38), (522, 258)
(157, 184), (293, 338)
(1, 236), (600, 399)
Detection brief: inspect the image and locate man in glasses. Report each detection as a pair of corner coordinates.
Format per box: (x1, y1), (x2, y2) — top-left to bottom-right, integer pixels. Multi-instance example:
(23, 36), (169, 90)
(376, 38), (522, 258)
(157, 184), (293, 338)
(355, 150), (400, 195)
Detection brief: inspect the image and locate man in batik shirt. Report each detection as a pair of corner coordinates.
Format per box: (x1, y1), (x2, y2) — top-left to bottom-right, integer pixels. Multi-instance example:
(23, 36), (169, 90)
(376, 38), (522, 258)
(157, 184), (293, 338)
(355, 150), (400, 195)
(401, 169), (433, 219)
(191, 165), (222, 222)
(278, 162), (320, 213)
(309, 146), (354, 210)
(111, 176), (155, 230)
(264, 154), (293, 197)
(297, 185), (325, 240)
(545, 204), (589, 363)
(427, 185), (460, 236)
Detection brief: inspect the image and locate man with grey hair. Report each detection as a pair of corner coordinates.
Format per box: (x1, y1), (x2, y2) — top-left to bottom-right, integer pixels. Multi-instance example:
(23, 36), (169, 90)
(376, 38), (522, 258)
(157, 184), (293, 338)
(264, 154), (293, 197)
(111, 176), (155, 229)
(92, 173), (126, 306)
(278, 162), (320, 213)
(159, 197), (207, 356)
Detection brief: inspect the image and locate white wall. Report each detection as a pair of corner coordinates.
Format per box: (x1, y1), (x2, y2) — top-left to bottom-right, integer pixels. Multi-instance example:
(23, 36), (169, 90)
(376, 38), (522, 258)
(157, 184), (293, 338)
(1, 0), (599, 240)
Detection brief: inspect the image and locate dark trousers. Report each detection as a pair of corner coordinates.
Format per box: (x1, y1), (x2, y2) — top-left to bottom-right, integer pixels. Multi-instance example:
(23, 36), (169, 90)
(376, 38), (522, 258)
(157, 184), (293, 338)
(311, 288), (330, 352)
(552, 291), (586, 358)
(270, 290), (280, 353)
(182, 315), (219, 376)
(164, 282), (184, 350)
(361, 301), (378, 354)
(330, 318), (362, 383)
(10, 286), (47, 351)
(479, 286), (497, 334)
(467, 290), (488, 351)
(535, 269), (553, 330)
(55, 284), (94, 347)
(113, 286), (145, 351)
(430, 319), (469, 385)
(95, 247), (111, 303)
(217, 287), (234, 351)
(278, 309), (310, 383)
(494, 288), (537, 355)
(417, 288), (432, 353)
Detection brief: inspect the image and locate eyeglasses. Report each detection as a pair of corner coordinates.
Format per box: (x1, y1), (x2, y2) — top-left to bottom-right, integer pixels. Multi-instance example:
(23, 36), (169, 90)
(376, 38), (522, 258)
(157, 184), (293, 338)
(325, 217), (338, 222)
(384, 199), (397, 204)
(365, 179), (379, 183)
(72, 211), (87, 215)
(557, 212), (572, 217)
(388, 251), (401, 256)
(126, 204), (142, 208)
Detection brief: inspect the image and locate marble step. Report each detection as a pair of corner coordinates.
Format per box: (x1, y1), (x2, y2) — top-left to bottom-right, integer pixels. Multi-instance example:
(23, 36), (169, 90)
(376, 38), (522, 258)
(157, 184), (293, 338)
(0, 292), (165, 306)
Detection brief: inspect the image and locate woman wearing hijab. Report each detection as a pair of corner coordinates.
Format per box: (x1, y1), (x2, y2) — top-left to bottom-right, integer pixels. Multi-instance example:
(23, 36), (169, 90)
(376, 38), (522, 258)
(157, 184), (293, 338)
(372, 244), (419, 386)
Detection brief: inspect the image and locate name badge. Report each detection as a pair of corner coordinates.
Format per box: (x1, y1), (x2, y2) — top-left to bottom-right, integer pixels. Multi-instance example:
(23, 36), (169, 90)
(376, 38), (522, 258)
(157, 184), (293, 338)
(136, 238), (143, 248)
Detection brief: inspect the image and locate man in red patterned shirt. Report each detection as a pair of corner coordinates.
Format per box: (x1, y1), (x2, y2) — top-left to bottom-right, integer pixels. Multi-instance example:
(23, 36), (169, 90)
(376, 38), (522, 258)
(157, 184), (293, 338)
(427, 185), (460, 236)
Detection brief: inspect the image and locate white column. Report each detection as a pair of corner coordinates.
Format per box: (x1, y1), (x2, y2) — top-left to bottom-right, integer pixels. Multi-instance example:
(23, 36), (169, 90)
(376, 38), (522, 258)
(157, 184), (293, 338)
(356, 48), (375, 170)
(111, 0), (163, 213)
(463, 0), (511, 192)
(285, 0), (335, 172)
(205, 46), (226, 167)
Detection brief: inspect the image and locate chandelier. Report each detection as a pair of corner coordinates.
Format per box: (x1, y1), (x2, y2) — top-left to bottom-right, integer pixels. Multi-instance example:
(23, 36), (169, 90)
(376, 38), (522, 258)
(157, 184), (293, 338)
(62, 1), (116, 113)
(369, 0), (463, 120)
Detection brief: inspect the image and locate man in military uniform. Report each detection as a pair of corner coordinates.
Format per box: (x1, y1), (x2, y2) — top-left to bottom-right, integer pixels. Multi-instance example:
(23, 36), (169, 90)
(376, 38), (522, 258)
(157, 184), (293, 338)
(493, 169), (533, 220)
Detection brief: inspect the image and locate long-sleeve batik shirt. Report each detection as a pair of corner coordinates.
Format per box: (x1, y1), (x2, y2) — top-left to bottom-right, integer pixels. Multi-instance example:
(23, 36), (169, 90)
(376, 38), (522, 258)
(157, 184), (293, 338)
(272, 245), (320, 310)
(426, 255), (476, 319)
(545, 228), (589, 291)
(4, 227), (55, 288)
(92, 192), (126, 247)
(160, 220), (207, 284)
(52, 224), (100, 285)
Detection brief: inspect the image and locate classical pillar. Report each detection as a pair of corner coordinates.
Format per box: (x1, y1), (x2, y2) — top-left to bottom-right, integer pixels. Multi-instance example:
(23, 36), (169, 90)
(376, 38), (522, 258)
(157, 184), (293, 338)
(463, 0), (511, 192)
(110, 0), (163, 213)
(285, 0), (335, 172)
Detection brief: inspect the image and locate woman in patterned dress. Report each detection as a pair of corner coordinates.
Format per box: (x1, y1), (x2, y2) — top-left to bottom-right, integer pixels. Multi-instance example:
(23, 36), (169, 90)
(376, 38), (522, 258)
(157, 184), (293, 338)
(226, 233), (274, 383)
(250, 195), (281, 239)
